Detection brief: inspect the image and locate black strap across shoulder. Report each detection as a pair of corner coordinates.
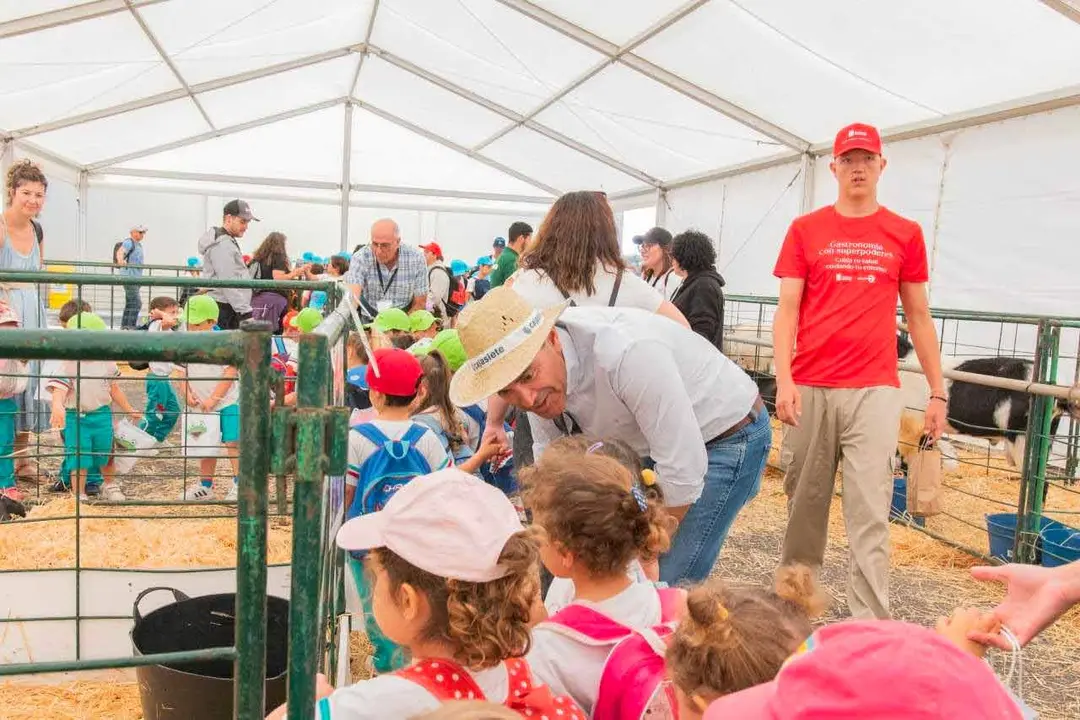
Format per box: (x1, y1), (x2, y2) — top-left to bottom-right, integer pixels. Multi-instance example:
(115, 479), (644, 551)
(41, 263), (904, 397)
(556, 268), (623, 308)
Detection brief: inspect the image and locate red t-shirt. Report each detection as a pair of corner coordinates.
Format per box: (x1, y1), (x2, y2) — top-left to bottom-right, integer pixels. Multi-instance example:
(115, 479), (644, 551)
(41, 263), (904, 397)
(773, 206), (928, 388)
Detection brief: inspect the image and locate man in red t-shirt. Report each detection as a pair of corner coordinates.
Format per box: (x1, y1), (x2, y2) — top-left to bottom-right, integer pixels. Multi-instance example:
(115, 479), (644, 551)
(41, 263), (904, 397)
(772, 123), (947, 619)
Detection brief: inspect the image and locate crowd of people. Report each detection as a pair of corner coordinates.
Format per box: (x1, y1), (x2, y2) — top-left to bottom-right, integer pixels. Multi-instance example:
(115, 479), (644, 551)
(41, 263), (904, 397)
(2, 120), (1078, 719)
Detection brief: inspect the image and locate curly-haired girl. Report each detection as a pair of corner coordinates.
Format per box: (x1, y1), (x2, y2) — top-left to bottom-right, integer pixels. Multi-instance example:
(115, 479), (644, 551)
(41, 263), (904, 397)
(267, 469), (585, 720)
(522, 449), (676, 716)
(665, 566), (827, 718)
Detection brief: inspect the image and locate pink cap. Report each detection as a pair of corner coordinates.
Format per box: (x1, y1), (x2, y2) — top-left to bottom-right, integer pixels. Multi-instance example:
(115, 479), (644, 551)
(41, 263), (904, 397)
(0, 304), (20, 327)
(335, 468), (524, 583)
(833, 122), (883, 157)
(704, 620), (1023, 720)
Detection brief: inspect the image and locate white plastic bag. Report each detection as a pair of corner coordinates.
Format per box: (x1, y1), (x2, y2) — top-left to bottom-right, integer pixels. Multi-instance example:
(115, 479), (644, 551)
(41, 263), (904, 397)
(183, 411), (224, 458)
(111, 419), (159, 474)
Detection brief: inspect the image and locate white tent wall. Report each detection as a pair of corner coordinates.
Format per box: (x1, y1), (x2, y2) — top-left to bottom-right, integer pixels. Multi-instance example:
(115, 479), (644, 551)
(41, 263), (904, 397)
(663, 160), (804, 298)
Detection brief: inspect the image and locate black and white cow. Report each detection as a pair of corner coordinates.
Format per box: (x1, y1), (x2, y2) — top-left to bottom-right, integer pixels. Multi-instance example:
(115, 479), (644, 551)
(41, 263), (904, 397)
(898, 347), (1079, 475)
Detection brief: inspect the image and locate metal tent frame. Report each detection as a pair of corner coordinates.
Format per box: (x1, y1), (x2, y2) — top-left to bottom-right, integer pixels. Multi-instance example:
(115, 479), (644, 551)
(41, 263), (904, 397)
(2, 0), (1080, 249)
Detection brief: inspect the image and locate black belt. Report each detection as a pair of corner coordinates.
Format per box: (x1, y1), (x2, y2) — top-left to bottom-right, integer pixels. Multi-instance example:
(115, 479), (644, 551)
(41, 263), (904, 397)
(708, 396), (765, 444)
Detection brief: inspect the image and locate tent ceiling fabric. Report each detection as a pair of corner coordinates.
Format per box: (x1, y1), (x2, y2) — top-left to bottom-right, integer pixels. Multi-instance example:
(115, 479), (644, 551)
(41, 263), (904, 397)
(2, 0), (1079, 199)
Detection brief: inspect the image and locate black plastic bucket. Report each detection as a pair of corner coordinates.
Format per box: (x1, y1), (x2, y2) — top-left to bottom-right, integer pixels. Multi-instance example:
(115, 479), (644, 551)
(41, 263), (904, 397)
(131, 587), (290, 720)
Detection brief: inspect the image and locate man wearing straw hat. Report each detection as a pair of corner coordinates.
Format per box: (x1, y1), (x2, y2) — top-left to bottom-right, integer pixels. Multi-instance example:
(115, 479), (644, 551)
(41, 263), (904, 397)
(449, 286), (771, 586)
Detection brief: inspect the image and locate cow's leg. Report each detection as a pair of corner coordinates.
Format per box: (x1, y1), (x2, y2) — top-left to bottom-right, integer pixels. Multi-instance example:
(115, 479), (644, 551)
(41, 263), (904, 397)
(937, 438), (960, 471)
(1004, 434), (1025, 469)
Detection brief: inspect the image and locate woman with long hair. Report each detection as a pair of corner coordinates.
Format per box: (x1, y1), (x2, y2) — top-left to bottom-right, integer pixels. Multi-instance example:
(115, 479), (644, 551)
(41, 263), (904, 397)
(514, 191), (687, 324)
(636, 226), (682, 301)
(0, 160), (52, 494)
(248, 231), (309, 331)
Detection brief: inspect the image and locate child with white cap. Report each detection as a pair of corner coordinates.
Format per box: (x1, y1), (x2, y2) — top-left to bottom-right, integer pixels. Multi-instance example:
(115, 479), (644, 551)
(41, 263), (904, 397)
(265, 469), (585, 720)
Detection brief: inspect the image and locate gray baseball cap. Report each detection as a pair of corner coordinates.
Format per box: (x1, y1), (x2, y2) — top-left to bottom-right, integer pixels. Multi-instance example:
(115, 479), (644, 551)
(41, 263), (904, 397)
(223, 199), (259, 222)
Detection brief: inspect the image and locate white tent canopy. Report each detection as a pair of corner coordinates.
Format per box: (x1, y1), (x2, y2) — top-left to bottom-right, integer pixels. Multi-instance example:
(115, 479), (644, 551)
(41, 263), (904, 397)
(2, 0), (1080, 315)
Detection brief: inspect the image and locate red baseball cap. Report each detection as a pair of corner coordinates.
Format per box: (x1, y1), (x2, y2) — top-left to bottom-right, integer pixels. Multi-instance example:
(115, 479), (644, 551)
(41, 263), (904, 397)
(833, 123), (882, 157)
(704, 620), (1023, 720)
(366, 348), (423, 398)
(419, 242), (443, 259)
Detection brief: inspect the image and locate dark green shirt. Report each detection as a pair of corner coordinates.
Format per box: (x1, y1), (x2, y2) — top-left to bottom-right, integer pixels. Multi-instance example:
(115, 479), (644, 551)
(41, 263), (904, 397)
(489, 247), (519, 288)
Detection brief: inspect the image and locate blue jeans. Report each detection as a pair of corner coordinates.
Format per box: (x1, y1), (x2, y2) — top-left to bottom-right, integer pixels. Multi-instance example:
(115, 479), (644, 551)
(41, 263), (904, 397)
(122, 284), (142, 329)
(659, 409), (772, 585)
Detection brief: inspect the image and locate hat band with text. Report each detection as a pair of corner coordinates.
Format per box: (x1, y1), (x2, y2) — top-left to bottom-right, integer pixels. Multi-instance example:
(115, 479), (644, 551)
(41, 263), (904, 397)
(467, 310), (544, 376)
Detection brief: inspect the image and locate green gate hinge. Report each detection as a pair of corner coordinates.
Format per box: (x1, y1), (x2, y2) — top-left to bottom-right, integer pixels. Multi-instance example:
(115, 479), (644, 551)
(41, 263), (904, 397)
(269, 405), (350, 477)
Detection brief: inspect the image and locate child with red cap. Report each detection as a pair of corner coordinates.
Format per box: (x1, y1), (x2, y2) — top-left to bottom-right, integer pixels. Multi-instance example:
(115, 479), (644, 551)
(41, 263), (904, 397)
(344, 348), (450, 675)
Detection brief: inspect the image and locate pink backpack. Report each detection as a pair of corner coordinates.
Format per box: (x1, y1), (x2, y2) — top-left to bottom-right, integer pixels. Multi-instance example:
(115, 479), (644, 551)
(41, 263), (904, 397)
(537, 587), (684, 720)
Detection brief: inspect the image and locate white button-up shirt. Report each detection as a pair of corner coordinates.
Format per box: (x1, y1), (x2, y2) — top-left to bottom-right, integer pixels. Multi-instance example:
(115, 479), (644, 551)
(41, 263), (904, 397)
(530, 307), (759, 507)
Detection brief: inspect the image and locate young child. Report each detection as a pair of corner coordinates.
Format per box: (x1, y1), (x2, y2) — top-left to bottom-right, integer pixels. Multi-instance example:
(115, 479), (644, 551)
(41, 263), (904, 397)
(370, 308), (412, 339)
(345, 348), (450, 674)
(665, 567), (826, 719)
(522, 450), (675, 716)
(266, 469), (585, 720)
(409, 310), (439, 341)
(344, 331), (373, 419)
(179, 295), (240, 502)
(327, 254), (350, 279)
(0, 304), (28, 502)
(698, 618), (1031, 719)
(57, 299), (92, 328)
(142, 296), (181, 443)
(47, 312), (139, 502)
(411, 351), (505, 476)
(468, 257), (493, 301)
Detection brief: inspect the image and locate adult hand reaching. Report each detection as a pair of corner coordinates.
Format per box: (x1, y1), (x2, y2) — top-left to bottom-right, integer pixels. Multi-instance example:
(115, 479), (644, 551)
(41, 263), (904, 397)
(967, 563), (1080, 649)
(775, 380), (801, 427)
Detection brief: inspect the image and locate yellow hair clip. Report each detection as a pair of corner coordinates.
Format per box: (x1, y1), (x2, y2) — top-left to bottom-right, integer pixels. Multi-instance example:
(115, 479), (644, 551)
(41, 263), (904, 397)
(641, 468), (657, 487)
(716, 603), (730, 622)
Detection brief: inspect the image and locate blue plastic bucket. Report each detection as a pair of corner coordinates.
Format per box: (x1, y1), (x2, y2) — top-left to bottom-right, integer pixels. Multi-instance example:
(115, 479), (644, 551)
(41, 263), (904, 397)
(985, 513), (1063, 562)
(890, 477), (925, 528)
(1041, 526), (1080, 568)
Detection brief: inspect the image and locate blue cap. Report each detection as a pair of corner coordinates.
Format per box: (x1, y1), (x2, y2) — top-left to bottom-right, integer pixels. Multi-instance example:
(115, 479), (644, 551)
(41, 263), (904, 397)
(187, 257), (199, 267)
(493, 237), (506, 249)
(308, 290), (328, 310)
(477, 256), (494, 267)
(346, 365), (368, 390)
(450, 259), (469, 276)
(302, 252), (314, 261)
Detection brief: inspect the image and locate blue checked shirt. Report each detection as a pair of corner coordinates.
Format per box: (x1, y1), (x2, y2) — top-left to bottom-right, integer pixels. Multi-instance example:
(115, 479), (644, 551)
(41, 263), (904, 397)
(118, 238), (145, 276)
(346, 244), (429, 311)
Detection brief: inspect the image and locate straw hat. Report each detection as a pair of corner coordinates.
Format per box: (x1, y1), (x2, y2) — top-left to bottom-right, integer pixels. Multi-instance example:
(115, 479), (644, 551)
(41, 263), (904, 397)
(448, 286), (568, 407)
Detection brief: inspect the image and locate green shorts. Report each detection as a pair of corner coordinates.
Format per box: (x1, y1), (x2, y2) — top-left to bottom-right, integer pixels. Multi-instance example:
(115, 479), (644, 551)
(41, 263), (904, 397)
(64, 405), (114, 471)
(219, 403), (239, 444)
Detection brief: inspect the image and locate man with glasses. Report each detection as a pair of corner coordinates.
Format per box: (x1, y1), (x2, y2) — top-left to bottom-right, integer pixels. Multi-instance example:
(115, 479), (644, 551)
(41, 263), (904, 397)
(346, 218), (428, 318)
(772, 122), (946, 619)
(198, 199), (258, 330)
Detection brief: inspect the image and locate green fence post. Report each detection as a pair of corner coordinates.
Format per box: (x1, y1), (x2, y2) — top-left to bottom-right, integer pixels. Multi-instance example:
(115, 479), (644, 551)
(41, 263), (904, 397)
(235, 322), (272, 720)
(1016, 320), (1057, 564)
(286, 333), (330, 720)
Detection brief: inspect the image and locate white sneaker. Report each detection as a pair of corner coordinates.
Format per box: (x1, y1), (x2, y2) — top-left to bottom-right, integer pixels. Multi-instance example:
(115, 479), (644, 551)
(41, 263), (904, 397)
(78, 493), (90, 503)
(101, 484), (126, 502)
(180, 484), (214, 501)
(225, 483), (238, 502)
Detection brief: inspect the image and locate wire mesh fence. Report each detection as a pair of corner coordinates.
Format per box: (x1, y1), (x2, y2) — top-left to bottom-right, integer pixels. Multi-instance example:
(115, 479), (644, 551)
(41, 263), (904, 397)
(722, 293), (1080, 567)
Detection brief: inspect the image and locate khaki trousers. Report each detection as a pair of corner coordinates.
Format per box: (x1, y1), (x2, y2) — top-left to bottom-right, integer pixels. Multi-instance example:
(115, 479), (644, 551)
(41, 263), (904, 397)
(780, 386), (902, 619)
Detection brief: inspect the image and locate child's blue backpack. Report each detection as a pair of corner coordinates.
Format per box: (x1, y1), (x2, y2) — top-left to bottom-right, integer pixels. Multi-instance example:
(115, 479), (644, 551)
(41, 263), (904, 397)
(411, 412), (474, 467)
(349, 423), (435, 541)
(460, 404), (517, 496)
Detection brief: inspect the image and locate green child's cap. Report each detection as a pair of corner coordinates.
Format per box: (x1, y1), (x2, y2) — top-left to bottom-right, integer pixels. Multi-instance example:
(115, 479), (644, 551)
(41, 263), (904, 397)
(409, 310), (437, 333)
(68, 312), (107, 330)
(291, 307), (323, 333)
(183, 295), (220, 326)
(370, 307), (411, 334)
(428, 329), (467, 372)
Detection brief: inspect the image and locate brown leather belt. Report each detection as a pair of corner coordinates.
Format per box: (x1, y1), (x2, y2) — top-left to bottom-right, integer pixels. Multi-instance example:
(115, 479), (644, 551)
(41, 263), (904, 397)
(709, 395), (766, 444)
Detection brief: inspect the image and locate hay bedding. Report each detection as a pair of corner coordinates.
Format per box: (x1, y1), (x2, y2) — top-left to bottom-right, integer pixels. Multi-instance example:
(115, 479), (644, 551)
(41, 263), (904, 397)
(0, 679), (141, 720)
(0, 498), (293, 570)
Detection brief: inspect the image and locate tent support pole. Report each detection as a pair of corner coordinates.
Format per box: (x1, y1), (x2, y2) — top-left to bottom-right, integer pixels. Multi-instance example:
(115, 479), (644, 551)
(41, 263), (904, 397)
(340, 103), (354, 253)
(76, 171), (89, 262)
(655, 188), (668, 227)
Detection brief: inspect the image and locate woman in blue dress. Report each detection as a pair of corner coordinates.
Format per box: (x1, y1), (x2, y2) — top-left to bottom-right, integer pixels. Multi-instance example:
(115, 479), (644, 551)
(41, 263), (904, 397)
(1, 159), (52, 499)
